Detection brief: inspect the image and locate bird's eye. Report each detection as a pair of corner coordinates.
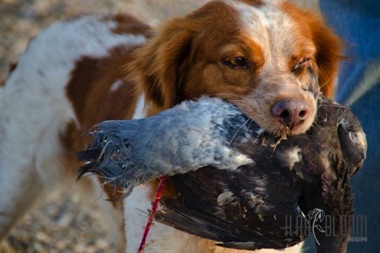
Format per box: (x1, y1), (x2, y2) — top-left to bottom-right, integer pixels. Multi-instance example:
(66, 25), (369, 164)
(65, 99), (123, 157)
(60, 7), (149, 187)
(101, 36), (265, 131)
(223, 57), (248, 69)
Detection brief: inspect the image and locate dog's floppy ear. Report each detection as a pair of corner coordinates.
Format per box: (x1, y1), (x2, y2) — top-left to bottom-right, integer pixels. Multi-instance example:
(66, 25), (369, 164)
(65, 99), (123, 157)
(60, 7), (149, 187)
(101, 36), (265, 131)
(127, 18), (194, 114)
(308, 15), (343, 98)
(284, 3), (343, 99)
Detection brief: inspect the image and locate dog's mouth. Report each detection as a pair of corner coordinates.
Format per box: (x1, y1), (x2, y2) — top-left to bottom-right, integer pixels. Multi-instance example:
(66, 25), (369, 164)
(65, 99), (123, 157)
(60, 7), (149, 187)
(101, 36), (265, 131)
(226, 85), (319, 137)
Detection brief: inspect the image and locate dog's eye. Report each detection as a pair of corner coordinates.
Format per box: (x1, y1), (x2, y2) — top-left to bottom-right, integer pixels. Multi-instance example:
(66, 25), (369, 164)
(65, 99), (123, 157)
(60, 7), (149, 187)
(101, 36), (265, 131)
(223, 57), (248, 69)
(293, 58), (310, 71)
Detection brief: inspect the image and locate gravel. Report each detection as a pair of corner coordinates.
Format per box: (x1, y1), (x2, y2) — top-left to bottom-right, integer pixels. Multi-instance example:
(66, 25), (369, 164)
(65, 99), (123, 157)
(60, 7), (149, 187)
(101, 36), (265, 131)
(2, 195), (112, 253)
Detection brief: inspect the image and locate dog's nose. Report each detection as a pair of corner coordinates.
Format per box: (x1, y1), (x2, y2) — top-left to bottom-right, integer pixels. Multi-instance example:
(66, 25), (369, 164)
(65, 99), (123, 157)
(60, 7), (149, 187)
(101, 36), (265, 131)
(272, 99), (309, 129)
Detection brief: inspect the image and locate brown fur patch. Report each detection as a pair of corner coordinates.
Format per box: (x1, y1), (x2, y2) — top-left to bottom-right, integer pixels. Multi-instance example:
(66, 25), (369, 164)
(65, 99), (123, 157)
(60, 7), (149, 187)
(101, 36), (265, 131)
(102, 13), (153, 37)
(64, 14), (151, 201)
(282, 2), (343, 98)
(237, 0), (264, 6)
(66, 45), (139, 130)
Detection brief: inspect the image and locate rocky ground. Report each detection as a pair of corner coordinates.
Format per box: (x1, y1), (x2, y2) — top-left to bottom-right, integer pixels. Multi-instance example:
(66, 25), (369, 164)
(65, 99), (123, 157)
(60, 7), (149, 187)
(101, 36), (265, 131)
(0, 0), (209, 83)
(0, 0), (317, 252)
(1, 194), (112, 253)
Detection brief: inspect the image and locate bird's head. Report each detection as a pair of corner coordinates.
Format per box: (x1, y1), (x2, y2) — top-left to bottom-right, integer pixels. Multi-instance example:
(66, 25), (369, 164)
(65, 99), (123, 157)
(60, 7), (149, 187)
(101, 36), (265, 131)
(298, 97), (367, 253)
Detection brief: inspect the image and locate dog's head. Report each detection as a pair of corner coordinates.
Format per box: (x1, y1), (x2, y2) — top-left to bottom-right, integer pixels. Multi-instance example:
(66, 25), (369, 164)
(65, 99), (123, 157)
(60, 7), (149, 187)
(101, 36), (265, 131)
(128, 0), (342, 135)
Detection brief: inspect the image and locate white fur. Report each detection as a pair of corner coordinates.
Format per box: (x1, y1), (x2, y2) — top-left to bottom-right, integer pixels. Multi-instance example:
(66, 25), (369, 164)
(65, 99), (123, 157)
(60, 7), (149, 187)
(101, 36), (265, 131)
(132, 94), (146, 119)
(0, 15), (145, 248)
(110, 79), (124, 92)
(124, 103), (151, 253)
(228, 0), (315, 74)
(124, 97), (183, 252)
(123, 185), (188, 253)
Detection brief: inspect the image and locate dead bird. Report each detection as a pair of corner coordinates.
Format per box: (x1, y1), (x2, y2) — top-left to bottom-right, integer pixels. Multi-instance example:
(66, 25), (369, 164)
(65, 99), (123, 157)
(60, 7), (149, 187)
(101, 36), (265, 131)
(77, 96), (366, 252)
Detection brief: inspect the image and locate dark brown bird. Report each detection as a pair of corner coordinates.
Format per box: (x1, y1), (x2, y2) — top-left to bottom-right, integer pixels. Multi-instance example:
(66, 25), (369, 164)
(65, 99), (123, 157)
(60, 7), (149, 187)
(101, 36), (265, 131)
(77, 96), (366, 252)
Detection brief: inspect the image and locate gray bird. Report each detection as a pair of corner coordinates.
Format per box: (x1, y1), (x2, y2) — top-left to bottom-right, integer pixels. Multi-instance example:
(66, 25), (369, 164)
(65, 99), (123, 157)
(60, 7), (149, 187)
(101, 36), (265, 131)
(77, 96), (366, 252)
(78, 97), (256, 193)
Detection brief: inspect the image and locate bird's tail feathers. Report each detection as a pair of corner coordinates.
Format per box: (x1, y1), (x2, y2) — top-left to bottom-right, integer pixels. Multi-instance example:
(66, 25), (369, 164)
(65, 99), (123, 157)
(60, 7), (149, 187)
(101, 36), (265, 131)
(76, 120), (141, 194)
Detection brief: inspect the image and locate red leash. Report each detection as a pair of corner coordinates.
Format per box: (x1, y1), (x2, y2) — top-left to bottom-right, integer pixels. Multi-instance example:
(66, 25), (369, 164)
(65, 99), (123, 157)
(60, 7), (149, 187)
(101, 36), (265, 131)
(138, 176), (167, 252)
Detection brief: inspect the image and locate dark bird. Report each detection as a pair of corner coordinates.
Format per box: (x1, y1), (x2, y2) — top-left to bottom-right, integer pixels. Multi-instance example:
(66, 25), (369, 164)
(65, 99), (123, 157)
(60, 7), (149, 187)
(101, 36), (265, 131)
(77, 96), (366, 252)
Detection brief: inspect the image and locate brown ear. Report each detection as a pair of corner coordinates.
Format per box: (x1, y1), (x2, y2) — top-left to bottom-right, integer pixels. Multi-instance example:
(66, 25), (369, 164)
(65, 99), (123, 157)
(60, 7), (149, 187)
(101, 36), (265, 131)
(127, 18), (194, 114)
(307, 13), (343, 98)
(284, 3), (343, 98)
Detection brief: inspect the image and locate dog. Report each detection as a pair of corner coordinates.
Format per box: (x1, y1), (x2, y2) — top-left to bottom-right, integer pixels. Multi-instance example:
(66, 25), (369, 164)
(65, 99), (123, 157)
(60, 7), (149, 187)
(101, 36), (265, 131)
(0, 0), (341, 252)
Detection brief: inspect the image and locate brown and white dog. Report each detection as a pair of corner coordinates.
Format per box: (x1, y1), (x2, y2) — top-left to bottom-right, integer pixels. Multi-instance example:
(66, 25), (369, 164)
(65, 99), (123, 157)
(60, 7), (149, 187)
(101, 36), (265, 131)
(0, 0), (341, 252)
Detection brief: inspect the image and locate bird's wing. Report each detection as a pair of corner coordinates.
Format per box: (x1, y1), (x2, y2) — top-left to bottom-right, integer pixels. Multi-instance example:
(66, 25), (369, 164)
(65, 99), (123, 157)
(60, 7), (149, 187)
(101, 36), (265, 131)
(156, 167), (306, 250)
(156, 197), (291, 250)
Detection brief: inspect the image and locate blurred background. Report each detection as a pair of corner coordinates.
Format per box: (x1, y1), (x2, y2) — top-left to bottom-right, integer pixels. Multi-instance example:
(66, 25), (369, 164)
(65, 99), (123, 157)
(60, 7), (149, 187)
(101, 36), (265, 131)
(0, 1), (318, 252)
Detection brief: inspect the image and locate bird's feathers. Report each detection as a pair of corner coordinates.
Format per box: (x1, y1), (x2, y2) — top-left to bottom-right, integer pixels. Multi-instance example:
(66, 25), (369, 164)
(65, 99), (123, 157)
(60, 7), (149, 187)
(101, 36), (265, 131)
(77, 97), (255, 192)
(77, 96), (366, 251)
